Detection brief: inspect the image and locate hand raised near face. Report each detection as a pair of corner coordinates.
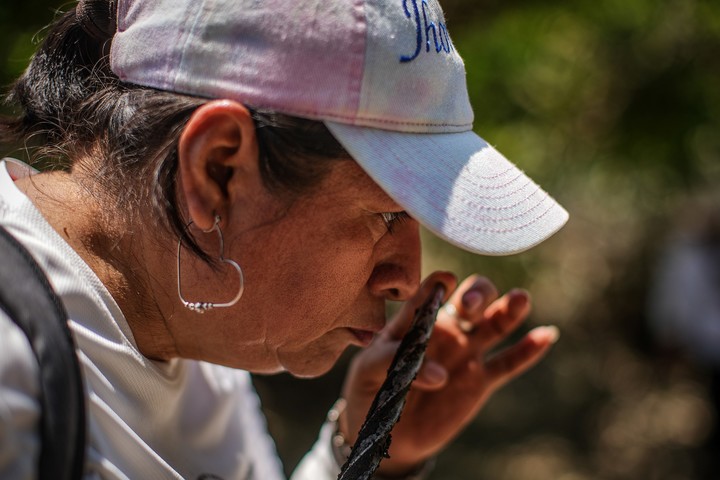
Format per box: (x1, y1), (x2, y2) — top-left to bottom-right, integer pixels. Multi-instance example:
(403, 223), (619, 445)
(339, 271), (559, 477)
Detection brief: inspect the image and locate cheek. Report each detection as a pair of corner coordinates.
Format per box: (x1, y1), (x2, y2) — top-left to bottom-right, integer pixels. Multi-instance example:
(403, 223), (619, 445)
(254, 237), (377, 346)
(227, 201), (381, 349)
(263, 261), (365, 344)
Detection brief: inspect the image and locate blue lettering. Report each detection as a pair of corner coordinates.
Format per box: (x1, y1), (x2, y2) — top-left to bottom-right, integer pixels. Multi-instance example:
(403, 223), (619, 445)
(439, 23), (452, 53)
(400, 0), (454, 63)
(400, 0), (422, 63)
(422, 0), (445, 53)
(422, 0), (441, 53)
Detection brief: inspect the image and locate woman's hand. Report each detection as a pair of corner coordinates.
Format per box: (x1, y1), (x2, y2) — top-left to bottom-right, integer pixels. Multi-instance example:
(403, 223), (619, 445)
(339, 271), (559, 477)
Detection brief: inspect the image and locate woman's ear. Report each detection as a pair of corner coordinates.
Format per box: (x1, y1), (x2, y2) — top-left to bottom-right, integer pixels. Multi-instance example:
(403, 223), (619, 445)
(177, 100), (259, 231)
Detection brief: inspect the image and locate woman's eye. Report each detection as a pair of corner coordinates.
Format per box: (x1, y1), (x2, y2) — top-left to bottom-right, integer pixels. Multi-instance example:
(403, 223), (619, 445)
(380, 211), (410, 234)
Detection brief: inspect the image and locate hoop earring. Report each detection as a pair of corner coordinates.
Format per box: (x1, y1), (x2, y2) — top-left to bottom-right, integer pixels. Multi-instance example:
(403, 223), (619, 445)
(177, 215), (245, 313)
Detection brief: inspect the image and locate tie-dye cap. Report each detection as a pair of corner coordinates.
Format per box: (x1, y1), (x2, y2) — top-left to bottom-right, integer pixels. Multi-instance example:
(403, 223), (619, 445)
(110, 0), (568, 255)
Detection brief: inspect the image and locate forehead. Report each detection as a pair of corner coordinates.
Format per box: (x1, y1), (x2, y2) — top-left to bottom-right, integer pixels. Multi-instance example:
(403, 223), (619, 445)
(319, 160), (400, 207)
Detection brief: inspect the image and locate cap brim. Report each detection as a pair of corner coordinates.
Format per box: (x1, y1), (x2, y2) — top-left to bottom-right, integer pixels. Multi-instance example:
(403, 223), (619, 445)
(325, 122), (569, 256)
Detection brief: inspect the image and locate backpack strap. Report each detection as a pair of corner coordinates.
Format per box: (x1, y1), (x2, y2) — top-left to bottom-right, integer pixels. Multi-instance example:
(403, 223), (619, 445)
(0, 225), (86, 480)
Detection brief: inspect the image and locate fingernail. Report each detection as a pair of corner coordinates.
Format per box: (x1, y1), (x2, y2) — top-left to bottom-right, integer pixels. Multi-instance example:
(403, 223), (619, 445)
(462, 290), (484, 313)
(536, 325), (560, 344)
(424, 362), (447, 385)
(508, 294), (528, 316)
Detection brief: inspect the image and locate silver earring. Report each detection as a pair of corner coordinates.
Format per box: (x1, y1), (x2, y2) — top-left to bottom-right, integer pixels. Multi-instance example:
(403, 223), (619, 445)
(177, 215), (245, 313)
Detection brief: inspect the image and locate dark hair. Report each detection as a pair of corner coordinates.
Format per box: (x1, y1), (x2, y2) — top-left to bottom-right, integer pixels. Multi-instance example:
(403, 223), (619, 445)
(0, 0), (350, 262)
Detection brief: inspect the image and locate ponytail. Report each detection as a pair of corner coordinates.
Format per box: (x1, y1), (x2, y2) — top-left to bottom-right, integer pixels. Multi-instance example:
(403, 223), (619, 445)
(0, 0), (348, 264)
(2, 0), (117, 154)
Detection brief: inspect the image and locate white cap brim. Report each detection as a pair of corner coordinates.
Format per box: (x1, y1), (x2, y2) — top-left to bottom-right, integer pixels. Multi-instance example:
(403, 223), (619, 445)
(325, 122), (569, 256)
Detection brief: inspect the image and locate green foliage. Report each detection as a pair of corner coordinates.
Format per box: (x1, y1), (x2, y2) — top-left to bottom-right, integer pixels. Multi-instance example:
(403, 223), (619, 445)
(2, 1), (719, 479)
(0, 1), (62, 86)
(422, 2), (720, 478)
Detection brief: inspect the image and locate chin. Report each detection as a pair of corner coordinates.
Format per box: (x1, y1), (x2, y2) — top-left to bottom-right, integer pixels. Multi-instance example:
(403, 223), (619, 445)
(279, 347), (347, 379)
(284, 359), (337, 379)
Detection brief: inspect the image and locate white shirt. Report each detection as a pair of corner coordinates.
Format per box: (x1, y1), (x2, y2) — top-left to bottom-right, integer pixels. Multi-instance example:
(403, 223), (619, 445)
(0, 160), (339, 480)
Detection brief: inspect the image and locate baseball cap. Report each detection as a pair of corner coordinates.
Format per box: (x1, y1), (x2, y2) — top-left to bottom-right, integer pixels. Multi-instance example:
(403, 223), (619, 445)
(109, 0), (568, 255)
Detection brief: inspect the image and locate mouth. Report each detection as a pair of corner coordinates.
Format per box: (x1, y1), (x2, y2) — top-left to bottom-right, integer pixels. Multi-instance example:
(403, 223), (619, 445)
(348, 328), (377, 347)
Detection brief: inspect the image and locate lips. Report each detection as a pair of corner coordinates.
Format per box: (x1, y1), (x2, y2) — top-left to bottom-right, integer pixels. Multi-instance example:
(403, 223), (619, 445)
(348, 328), (376, 347)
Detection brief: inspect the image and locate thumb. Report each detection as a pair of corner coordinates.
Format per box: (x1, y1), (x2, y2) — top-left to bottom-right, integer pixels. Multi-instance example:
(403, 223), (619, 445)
(413, 359), (449, 390)
(349, 337), (402, 388)
(384, 271), (457, 341)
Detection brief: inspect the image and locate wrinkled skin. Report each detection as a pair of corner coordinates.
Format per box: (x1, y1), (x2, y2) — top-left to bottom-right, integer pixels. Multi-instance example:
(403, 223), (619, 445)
(18, 100), (558, 477)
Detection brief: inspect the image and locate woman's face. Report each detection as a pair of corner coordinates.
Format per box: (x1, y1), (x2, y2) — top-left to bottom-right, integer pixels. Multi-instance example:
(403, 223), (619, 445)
(176, 160), (422, 377)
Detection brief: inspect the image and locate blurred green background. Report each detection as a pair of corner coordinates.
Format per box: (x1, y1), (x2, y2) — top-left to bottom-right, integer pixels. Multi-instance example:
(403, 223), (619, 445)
(2, 1), (719, 479)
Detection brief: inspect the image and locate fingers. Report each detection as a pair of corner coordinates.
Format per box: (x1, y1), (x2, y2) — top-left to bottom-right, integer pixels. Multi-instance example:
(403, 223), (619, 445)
(349, 338), (403, 388)
(384, 271), (457, 341)
(468, 288), (531, 351)
(484, 326), (560, 391)
(346, 333), (450, 391)
(413, 359), (449, 391)
(382, 273), (555, 397)
(438, 274), (532, 352)
(442, 275), (498, 324)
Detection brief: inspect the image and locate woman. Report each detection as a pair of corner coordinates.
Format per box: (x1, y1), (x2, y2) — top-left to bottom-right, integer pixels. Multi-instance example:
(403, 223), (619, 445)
(0, 0), (568, 478)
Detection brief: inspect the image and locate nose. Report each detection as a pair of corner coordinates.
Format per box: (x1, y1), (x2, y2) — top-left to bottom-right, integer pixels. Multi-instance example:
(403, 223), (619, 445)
(367, 220), (422, 302)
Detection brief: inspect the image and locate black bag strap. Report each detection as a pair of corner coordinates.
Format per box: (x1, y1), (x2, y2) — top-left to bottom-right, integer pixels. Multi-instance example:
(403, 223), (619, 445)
(0, 225), (85, 480)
